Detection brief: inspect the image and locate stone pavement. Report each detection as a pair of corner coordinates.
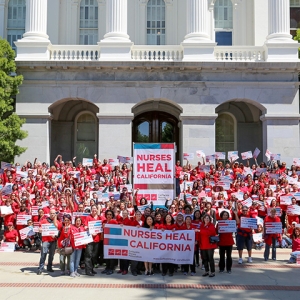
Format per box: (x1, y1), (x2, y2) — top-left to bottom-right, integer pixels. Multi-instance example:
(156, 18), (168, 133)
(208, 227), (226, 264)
(0, 248), (299, 300)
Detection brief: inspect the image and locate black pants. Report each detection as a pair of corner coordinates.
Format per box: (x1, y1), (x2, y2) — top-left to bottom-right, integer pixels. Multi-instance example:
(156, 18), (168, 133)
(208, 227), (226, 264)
(219, 245), (232, 272)
(97, 240), (104, 265)
(162, 263), (174, 275)
(201, 249), (215, 273)
(131, 260), (142, 273)
(195, 244), (200, 265)
(183, 258), (196, 273)
(120, 259), (129, 272)
(105, 259), (117, 271)
(85, 242), (99, 273)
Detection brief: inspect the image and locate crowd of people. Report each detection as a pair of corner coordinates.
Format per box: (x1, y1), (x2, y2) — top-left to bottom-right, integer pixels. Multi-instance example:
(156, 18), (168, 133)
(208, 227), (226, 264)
(1, 153), (300, 279)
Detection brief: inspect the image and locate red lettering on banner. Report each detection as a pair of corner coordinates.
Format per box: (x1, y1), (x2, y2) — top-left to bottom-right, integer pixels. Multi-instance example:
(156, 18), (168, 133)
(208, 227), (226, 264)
(136, 154), (172, 161)
(147, 163), (154, 172)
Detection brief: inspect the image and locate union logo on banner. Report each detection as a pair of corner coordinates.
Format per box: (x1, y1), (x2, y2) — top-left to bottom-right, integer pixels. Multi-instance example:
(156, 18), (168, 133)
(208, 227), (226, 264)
(108, 249), (115, 255)
(122, 250), (128, 256)
(115, 249), (121, 256)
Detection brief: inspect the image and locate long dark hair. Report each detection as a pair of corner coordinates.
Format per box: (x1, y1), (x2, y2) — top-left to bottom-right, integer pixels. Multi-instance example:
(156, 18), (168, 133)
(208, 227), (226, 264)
(143, 216), (154, 228)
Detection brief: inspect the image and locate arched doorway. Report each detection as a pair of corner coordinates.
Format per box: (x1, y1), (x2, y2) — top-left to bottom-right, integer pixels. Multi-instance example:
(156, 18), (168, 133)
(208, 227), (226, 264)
(215, 100), (263, 161)
(132, 99), (182, 160)
(49, 99), (99, 163)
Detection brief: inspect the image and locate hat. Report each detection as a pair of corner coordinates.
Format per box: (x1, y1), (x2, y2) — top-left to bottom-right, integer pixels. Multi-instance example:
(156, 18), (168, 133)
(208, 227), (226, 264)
(8, 222), (13, 226)
(292, 221), (297, 225)
(177, 212), (184, 217)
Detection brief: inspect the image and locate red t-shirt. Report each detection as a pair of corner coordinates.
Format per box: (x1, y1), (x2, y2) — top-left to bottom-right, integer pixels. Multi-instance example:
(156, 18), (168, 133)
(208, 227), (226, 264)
(4, 229), (18, 242)
(85, 215), (103, 243)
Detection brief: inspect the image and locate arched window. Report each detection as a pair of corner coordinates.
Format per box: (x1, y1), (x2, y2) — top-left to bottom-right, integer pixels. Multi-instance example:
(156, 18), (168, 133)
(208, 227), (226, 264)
(136, 121), (150, 143)
(147, 0), (165, 45)
(79, 0), (98, 45)
(75, 112), (97, 163)
(215, 113), (236, 154)
(214, 0), (233, 45)
(7, 0), (26, 51)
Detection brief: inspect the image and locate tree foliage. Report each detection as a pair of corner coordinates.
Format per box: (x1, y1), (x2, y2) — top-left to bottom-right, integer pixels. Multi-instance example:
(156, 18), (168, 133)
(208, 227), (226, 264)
(0, 38), (27, 163)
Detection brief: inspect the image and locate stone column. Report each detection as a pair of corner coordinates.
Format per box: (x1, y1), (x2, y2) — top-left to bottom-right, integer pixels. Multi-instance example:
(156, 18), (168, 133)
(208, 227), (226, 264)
(0, 0), (6, 40)
(99, 0), (133, 61)
(264, 0), (298, 61)
(181, 0), (216, 61)
(15, 0), (51, 61)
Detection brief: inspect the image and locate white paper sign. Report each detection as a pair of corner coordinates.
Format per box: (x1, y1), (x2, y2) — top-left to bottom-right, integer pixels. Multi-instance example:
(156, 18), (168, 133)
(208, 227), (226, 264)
(215, 152), (225, 160)
(41, 223), (59, 236)
(0, 206), (14, 215)
(241, 151), (253, 160)
(16, 214), (32, 225)
(218, 220), (236, 233)
(240, 217), (257, 229)
(241, 198), (253, 208)
(253, 148), (261, 159)
(228, 151), (239, 162)
(293, 158), (300, 167)
(196, 150), (205, 158)
(252, 233), (263, 243)
(183, 153), (194, 160)
(265, 222), (282, 234)
(280, 196), (292, 205)
(73, 231), (93, 246)
(82, 158), (93, 166)
(88, 220), (103, 234)
(265, 149), (272, 160)
(0, 242), (15, 252)
(287, 205), (300, 215)
(270, 154), (281, 161)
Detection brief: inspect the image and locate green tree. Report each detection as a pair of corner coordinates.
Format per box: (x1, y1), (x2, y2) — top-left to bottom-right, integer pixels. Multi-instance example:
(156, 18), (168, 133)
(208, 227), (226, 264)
(293, 29), (300, 58)
(0, 38), (27, 163)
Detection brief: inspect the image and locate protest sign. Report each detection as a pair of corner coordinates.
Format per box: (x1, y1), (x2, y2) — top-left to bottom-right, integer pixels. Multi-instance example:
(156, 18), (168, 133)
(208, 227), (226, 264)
(16, 214), (32, 225)
(41, 224), (58, 236)
(265, 222), (282, 234)
(82, 158), (93, 166)
(88, 220), (103, 234)
(218, 220), (236, 233)
(0, 242), (15, 252)
(103, 224), (195, 264)
(74, 231), (93, 246)
(240, 217), (257, 229)
(241, 151), (253, 160)
(183, 153), (194, 160)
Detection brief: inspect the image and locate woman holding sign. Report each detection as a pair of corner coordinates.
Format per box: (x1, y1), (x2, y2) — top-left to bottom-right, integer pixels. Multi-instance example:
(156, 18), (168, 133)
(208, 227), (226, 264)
(263, 208), (281, 261)
(199, 214), (217, 277)
(69, 217), (85, 278)
(217, 211), (235, 274)
(2, 222), (19, 250)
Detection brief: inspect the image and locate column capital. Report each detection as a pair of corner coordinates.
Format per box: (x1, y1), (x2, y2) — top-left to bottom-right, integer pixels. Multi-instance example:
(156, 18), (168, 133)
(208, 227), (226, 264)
(0, 0), (6, 6)
(71, 0), (81, 7)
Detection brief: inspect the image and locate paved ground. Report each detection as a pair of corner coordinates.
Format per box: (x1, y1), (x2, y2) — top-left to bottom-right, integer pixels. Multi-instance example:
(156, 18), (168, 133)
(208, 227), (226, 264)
(0, 248), (299, 300)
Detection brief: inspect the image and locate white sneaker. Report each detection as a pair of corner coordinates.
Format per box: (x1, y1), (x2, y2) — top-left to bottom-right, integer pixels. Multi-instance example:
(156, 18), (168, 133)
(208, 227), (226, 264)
(238, 258), (243, 264)
(247, 257), (252, 263)
(70, 272), (76, 278)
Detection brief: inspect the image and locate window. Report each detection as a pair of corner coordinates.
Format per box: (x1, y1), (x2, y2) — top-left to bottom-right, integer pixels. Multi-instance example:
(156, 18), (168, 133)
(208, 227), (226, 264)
(79, 0), (98, 45)
(147, 0), (165, 45)
(214, 0), (233, 46)
(75, 113), (97, 163)
(215, 113), (236, 155)
(7, 0), (26, 51)
(291, 0), (300, 37)
(136, 121), (150, 143)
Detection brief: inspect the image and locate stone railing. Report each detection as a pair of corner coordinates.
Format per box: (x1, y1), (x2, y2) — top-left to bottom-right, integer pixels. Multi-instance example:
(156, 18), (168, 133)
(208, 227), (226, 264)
(131, 45), (183, 62)
(48, 44), (266, 62)
(49, 45), (100, 61)
(214, 46), (266, 62)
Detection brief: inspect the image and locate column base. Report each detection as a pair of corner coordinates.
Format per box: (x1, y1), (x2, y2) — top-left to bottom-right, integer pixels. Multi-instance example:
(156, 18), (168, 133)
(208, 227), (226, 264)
(181, 41), (217, 62)
(14, 39), (51, 61)
(264, 39), (299, 62)
(98, 41), (133, 61)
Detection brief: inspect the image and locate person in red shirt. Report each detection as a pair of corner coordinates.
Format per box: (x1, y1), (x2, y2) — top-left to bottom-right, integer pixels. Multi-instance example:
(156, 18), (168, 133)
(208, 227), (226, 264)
(175, 160), (183, 197)
(69, 216), (86, 277)
(37, 209), (60, 275)
(2, 222), (19, 250)
(235, 206), (253, 264)
(143, 215), (155, 275)
(84, 205), (103, 276)
(288, 227), (300, 263)
(199, 214), (217, 277)
(264, 208), (281, 261)
(102, 209), (118, 275)
(217, 211), (235, 274)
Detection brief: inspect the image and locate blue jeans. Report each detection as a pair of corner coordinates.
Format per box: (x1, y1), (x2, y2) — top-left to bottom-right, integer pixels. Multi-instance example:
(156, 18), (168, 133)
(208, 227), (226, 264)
(70, 249), (82, 273)
(39, 241), (56, 270)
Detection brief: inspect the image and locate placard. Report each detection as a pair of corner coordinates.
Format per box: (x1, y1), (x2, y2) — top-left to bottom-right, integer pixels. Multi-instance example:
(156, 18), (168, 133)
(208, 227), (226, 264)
(270, 154), (281, 161)
(265, 149), (272, 160)
(218, 220), (236, 233)
(196, 150), (205, 158)
(240, 217), (257, 229)
(265, 222), (282, 234)
(82, 158), (93, 166)
(88, 220), (103, 234)
(19, 226), (34, 240)
(183, 153), (194, 160)
(16, 214), (32, 225)
(0, 242), (15, 252)
(206, 155), (215, 163)
(252, 233), (263, 243)
(280, 196), (292, 205)
(241, 151), (253, 160)
(241, 198), (253, 208)
(287, 205), (300, 215)
(41, 223), (59, 236)
(253, 148), (260, 159)
(228, 151), (239, 162)
(0, 206), (14, 215)
(108, 158), (119, 166)
(73, 231), (93, 246)
(293, 158), (300, 167)
(1, 162), (12, 170)
(267, 207), (281, 217)
(215, 152), (225, 160)
(31, 206), (40, 216)
(118, 156), (133, 164)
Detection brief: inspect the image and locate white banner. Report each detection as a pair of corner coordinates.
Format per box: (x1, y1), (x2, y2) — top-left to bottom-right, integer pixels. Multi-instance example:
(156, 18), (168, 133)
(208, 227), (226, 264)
(103, 224), (195, 264)
(133, 143), (174, 207)
(0, 242), (15, 252)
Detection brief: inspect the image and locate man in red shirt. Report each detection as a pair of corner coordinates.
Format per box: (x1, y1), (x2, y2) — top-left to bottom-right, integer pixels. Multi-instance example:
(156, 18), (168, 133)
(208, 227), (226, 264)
(37, 209), (60, 275)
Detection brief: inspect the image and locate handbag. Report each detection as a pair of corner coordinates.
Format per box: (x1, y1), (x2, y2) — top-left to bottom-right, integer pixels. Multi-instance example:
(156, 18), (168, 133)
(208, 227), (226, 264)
(60, 246), (73, 256)
(209, 235), (220, 244)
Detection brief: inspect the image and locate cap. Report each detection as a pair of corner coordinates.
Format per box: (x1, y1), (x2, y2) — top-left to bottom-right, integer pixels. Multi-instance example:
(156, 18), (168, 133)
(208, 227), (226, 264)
(8, 222), (13, 226)
(177, 212), (184, 217)
(292, 221), (297, 225)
